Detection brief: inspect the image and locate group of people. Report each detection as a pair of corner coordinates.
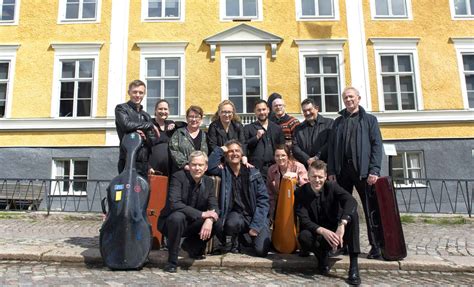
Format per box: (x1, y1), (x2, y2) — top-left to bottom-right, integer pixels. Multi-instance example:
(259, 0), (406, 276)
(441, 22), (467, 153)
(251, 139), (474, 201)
(114, 79), (383, 285)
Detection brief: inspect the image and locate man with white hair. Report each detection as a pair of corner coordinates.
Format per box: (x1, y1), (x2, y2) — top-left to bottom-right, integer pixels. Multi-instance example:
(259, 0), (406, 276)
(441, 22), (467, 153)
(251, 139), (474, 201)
(271, 96), (300, 147)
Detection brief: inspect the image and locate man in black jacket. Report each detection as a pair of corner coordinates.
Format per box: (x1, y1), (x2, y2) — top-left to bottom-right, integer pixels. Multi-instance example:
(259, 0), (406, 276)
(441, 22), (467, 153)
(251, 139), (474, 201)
(158, 151), (220, 273)
(244, 100), (285, 182)
(328, 86), (383, 259)
(115, 80), (158, 177)
(295, 160), (361, 285)
(292, 98), (333, 167)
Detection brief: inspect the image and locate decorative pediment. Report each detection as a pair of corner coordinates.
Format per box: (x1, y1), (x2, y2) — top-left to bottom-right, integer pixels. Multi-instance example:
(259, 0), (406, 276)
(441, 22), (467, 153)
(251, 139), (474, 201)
(205, 24), (283, 60)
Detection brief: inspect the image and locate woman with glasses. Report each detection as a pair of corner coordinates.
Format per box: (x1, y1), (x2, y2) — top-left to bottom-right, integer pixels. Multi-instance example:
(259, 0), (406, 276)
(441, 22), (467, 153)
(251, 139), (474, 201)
(169, 105), (208, 173)
(207, 100), (248, 164)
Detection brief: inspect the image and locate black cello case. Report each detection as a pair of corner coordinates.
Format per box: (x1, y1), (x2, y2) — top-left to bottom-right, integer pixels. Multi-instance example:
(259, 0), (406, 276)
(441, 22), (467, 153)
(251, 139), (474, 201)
(100, 132), (152, 270)
(367, 176), (407, 261)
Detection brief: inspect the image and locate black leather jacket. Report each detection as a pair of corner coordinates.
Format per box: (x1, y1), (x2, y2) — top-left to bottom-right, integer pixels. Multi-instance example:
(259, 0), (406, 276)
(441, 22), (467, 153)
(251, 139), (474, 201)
(115, 101), (155, 162)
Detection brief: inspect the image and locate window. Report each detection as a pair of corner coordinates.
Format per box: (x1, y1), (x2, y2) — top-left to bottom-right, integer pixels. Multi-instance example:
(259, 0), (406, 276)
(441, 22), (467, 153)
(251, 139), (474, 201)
(462, 54), (474, 108)
(452, 38), (474, 109)
(145, 58), (181, 115)
(391, 151), (424, 185)
(372, 0), (412, 19)
(0, 61), (9, 117)
(226, 57), (262, 113)
(451, 0), (474, 18)
(52, 159), (88, 196)
(0, 0), (15, 22)
(304, 56), (341, 112)
(221, 0), (262, 21)
(59, 0), (100, 22)
(371, 38), (423, 111)
(59, 59), (94, 117)
(296, 0), (339, 19)
(143, 0), (184, 21)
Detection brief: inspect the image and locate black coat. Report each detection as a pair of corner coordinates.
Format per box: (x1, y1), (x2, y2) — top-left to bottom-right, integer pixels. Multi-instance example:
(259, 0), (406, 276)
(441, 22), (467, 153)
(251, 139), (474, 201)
(327, 106), (383, 178)
(294, 181), (357, 232)
(292, 114), (333, 166)
(244, 121), (285, 170)
(207, 120), (246, 155)
(158, 170), (218, 232)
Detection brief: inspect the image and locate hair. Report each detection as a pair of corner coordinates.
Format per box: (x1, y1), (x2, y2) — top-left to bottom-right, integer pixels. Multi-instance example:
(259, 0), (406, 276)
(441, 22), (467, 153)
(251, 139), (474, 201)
(342, 86), (360, 97)
(154, 99), (169, 111)
(186, 105), (204, 118)
(128, 79), (146, 91)
(309, 159), (327, 173)
(224, 139), (243, 151)
(188, 150), (208, 164)
(301, 98), (316, 108)
(274, 144), (295, 161)
(254, 99), (269, 109)
(211, 99), (241, 123)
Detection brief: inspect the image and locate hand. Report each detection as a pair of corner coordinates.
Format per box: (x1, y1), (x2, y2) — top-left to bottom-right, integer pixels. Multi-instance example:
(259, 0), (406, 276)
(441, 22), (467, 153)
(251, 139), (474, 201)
(202, 210), (218, 221)
(367, 174), (378, 186)
(256, 129), (265, 139)
(148, 168), (155, 175)
(283, 172), (297, 180)
(167, 123), (175, 130)
(318, 227), (341, 251)
(220, 146), (228, 153)
(249, 228), (259, 237)
(307, 156), (317, 167)
(242, 156), (254, 168)
(199, 218), (213, 240)
(328, 175), (336, 182)
(335, 225), (345, 249)
(137, 130), (146, 139)
(184, 164), (190, 171)
(153, 125), (160, 138)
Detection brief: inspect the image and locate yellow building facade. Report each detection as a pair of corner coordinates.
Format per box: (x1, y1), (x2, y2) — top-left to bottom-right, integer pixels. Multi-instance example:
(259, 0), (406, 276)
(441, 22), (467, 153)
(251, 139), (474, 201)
(0, 0), (472, 184)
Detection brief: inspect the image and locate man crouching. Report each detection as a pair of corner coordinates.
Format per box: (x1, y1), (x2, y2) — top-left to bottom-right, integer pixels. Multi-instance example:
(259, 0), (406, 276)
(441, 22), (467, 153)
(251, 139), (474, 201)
(158, 151), (221, 273)
(294, 160), (361, 285)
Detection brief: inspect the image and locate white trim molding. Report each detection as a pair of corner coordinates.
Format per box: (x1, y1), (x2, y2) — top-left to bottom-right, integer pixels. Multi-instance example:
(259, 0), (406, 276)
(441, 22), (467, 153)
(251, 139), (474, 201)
(0, 0), (21, 25)
(374, 109), (474, 124)
(451, 37), (474, 109)
(205, 24), (283, 60)
(369, 37), (423, 112)
(219, 0), (263, 22)
(50, 43), (103, 118)
(0, 44), (20, 118)
(449, 0), (474, 20)
(295, 0), (340, 21)
(57, 0), (102, 24)
(295, 39), (346, 111)
(136, 41), (188, 116)
(141, 0), (185, 22)
(369, 0), (413, 20)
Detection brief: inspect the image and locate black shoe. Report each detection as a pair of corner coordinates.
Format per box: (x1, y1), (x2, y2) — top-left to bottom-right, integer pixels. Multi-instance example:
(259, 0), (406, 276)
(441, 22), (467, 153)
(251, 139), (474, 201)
(367, 246), (382, 259)
(346, 265), (361, 285)
(163, 262), (177, 273)
(317, 252), (330, 276)
(229, 235), (240, 253)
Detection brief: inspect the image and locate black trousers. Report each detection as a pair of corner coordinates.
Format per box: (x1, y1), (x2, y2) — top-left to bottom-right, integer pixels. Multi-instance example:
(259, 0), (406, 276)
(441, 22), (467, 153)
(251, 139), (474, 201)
(219, 211), (271, 257)
(337, 161), (378, 246)
(162, 211), (219, 265)
(298, 214), (360, 256)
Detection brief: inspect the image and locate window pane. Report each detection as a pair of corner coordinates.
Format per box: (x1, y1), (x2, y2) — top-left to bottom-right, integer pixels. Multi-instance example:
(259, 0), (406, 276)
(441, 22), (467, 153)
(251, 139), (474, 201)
(229, 96), (243, 113)
(454, 0), (468, 15)
(392, 169), (404, 182)
(229, 79), (243, 95)
(66, 2), (79, 19)
(399, 76), (414, 92)
(147, 80), (161, 98)
(243, 0), (257, 16)
(246, 79), (260, 96)
(306, 57), (320, 74)
(62, 62), (76, 78)
(147, 59), (162, 77)
(226, 0), (239, 16)
(391, 155), (403, 168)
(406, 153), (420, 168)
(79, 60), (93, 78)
(375, 0), (389, 15)
(0, 102), (5, 117)
(397, 55), (412, 72)
(228, 59), (242, 76)
(245, 58), (260, 76)
(309, 95), (321, 108)
(307, 78), (321, 95)
(77, 99), (91, 116)
(302, 0), (315, 16)
(468, 91), (474, 108)
(165, 59), (179, 76)
(146, 99), (156, 114)
(466, 75), (474, 90)
(149, 0), (162, 17)
(391, 0), (406, 15)
(167, 98), (179, 115)
(164, 80), (179, 98)
(401, 92), (415, 110)
(463, 55), (474, 71)
(74, 161), (88, 176)
(0, 83), (6, 100)
(82, 2), (96, 19)
(1, 5), (14, 21)
(246, 96), (259, 113)
(382, 76), (396, 93)
(322, 57), (337, 73)
(165, 0), (179, 17)
(60, 100), (74, 117)
(78, 82), (92, 99)
(60, 82), (74, 99)
(324, 77), (338, 94)
(318, 0), (332, 16)
(0, 63), (9, 79)
(325, 95), (339, 112)
(471, 0), (474, 14)
(381, 56), (395, 72)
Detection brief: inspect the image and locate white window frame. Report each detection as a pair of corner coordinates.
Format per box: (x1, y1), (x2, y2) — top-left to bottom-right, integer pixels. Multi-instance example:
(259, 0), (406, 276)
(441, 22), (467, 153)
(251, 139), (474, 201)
(0, 0), (20, 25)
(137, 42), (187, 116)
(220, 0), (263, 22)
(220, 45), (267, 113)
(452, 38), (474, 109)
(51, 43), (102, 118)
(370, 0), (413, 20)
(295, 39), (345, 114)
(0, 45), (18, 119)
(449, 0), (474, 20)
(391, 151), (425, 187)
(142, 0), (185, 22)
(295, 0), (340, 21)
(371, 38), (423, 112)
(51, 158), (89, 196)
(58, 0), (102, 24)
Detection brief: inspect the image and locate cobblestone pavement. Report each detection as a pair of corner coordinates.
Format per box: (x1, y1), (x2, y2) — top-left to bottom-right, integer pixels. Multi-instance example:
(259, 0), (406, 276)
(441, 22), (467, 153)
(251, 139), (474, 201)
(0, 261), (473, 286)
